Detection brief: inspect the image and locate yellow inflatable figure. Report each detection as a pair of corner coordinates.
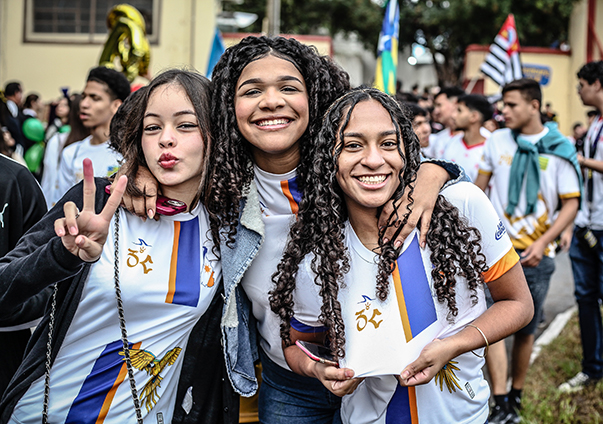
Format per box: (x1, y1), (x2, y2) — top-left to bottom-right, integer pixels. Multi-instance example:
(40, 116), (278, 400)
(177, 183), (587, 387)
(99, 4), (150, 82)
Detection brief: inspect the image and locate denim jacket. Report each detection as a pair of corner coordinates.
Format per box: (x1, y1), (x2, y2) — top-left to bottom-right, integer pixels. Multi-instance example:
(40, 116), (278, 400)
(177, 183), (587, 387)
(220, 182), (263, 397)
(218, 158), (467, 397)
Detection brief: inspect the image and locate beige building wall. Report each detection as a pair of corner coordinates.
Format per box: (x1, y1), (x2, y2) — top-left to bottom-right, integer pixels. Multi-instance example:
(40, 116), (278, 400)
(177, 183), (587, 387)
(0, 1), (216, 102)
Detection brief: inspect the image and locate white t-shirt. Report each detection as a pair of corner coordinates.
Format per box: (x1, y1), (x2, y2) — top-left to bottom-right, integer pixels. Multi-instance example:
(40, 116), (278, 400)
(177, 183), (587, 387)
(479, 128), (581, 256)
(41, 132), (68, 209)
(292, 182), (518, 424)
(12, 205), (220, 424)
(240, 165), (301, 370)
(575, 115), (603, 229)
(437, 137), (487, 183)
(423, 128), (462, 159)
(57, 136), (122, 201)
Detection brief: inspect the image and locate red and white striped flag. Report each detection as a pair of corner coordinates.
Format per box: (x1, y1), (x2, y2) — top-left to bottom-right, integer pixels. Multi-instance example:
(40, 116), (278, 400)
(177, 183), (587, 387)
(480, 14), (523, 86)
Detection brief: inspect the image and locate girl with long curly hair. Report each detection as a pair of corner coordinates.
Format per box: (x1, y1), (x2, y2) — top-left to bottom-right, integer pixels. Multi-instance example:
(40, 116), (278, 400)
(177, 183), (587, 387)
(269, 87), (534, 423)
(122, 36), (465, 422)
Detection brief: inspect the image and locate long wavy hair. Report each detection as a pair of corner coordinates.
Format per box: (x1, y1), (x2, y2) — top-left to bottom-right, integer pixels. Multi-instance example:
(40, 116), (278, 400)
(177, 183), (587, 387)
(115, 69), (213, 211)
(204, 36), (350, 247)
(269, 88), (488, 359)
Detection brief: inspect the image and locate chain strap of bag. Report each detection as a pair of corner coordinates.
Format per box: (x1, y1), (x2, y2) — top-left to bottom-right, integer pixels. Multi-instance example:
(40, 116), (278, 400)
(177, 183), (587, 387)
(42, 209), (143, 423)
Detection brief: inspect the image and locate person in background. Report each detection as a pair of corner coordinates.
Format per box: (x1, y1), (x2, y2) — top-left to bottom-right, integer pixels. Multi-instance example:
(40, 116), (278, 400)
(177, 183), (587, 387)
(404, 102), (431, 151)
(423, 86), (465, 158)
(41, 94), (90, 209)
(56, 67), (130, 199)
(0, 153), (47, 398)
(449, 94), (494, 181)
(45, 95), (70, 143)
(0, 127), (25, 165)
(557, 60), (603, 393)
(475, 78), (581, 424)
(0, 82), (28, 154)
(22, 94), (42, 118)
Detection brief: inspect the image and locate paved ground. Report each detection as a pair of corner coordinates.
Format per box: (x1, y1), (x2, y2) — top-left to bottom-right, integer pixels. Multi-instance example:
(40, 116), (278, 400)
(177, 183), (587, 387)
(535, 250), (576, 339)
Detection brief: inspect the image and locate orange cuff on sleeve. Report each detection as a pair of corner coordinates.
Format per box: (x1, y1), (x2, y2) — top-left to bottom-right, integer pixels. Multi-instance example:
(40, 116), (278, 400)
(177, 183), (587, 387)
(482, 247), (520, 283)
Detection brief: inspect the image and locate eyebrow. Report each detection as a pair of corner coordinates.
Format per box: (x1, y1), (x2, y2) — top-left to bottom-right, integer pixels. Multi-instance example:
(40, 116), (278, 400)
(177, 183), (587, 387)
(144, 110), (196, 118)
(343, 130), (397, 138)
(238, 75), (304, 90)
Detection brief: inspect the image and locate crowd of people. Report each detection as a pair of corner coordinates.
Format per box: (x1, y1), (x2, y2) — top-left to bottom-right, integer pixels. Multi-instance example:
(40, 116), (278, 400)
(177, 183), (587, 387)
(0, 35), (601, 424)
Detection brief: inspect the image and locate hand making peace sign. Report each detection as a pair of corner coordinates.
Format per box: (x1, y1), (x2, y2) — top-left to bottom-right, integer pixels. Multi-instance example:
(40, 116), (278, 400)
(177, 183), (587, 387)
(54, 158), (128, 262)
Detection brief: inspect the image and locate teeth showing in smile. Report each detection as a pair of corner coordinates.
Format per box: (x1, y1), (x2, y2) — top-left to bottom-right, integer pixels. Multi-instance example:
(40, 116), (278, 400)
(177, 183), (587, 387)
(357, 175), (387, 184)
(257, 119), (289, 126)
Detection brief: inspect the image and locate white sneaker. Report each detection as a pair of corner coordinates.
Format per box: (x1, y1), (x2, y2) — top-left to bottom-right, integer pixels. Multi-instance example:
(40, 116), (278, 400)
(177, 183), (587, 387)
(558, 371), (599, 393)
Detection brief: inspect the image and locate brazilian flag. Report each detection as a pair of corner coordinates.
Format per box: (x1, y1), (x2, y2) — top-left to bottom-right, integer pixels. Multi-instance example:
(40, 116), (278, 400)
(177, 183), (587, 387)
(374, 0), (399, 95)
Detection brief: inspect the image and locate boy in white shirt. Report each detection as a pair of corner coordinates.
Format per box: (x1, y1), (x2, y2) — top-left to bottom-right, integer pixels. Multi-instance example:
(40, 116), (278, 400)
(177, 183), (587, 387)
(57, 67), (130, 199)
(448, 94), (493, 181)
(423, 87), (465, 158)
(475, 78), (581, 424)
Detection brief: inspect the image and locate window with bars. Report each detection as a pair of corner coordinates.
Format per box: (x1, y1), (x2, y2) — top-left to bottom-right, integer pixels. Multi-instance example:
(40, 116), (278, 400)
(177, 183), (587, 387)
(24, 0), (159, 44)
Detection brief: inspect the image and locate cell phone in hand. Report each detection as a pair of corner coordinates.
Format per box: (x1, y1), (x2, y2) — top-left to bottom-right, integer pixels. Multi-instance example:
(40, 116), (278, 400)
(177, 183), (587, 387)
(296, 340), (339, 367)
(104, 185), (187, 216)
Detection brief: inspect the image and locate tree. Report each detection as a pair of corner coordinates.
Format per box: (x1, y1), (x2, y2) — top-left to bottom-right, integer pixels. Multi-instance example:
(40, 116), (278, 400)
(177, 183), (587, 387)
(222, 0), (383, 50)
(398, 0), (580, 86)
(224, 0), (580, 86)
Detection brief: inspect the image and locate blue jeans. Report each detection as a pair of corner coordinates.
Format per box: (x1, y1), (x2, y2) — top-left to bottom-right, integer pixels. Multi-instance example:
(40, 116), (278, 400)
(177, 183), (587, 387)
(569, 227), (603, 379)
(258, 348), (342, 424)
(517, 254), (555, 335)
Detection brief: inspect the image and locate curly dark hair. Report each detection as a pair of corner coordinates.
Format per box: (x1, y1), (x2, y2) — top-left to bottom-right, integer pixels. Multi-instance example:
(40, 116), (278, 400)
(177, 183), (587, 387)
(269, 87), (488, 360)
(115, 69), (213, 210)
(204, 36), (350, 247)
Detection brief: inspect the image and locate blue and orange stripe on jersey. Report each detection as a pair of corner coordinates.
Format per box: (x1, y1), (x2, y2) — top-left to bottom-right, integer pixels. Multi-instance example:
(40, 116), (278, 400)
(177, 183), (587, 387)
(387, 234), (437, 422)
(280, 176), (302, 214)
(66, 340), (142, 424)
(482, 247), (519, 283)
(166, 218), (201, 307)
(392, 234), (437, 343)
(386, 385), (418, 424)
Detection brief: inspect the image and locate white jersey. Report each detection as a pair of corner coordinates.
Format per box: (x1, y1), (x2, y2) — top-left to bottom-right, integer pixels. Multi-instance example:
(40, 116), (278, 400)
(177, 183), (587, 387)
(41, 131), (68, 209)
(292, 182), (518, 424)
(575, 115), (603, 229)
(478, 128), (581, 256)
(423, 128), (462, 159)
(438, 137), (486, 182)
(57, 136), (122, 201)
(240, 165), (301, 370)
(12, 205), (220, 424)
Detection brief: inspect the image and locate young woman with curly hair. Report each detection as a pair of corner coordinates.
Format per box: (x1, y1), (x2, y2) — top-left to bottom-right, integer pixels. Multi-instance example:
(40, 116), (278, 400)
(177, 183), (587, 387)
(269, 87), (534, 423)
(122, 37), (465, 422)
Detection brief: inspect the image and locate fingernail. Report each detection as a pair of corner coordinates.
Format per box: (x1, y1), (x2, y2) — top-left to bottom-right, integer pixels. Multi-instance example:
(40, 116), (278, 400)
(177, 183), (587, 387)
(421, 241), (426, 248)
(346, 370), (354, 378)
(402, 370), (410, 379)
(383, 238), (389, 244)
(394, 240), (402, 248)
(57, 229), (64, 237)
(148, 209), (154, 219)
(70, 226), (77, 235)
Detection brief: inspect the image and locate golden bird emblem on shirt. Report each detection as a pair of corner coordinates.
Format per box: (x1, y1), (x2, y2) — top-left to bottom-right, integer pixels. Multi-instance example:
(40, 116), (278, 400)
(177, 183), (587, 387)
(120, 347), (182, 411)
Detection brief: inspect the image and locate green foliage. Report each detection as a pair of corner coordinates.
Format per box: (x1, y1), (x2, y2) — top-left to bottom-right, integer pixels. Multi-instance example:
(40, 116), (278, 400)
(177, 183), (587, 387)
(398, 0), (581, 85)
(223, 0), (383, 50)
(224, 0), (580, 84)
